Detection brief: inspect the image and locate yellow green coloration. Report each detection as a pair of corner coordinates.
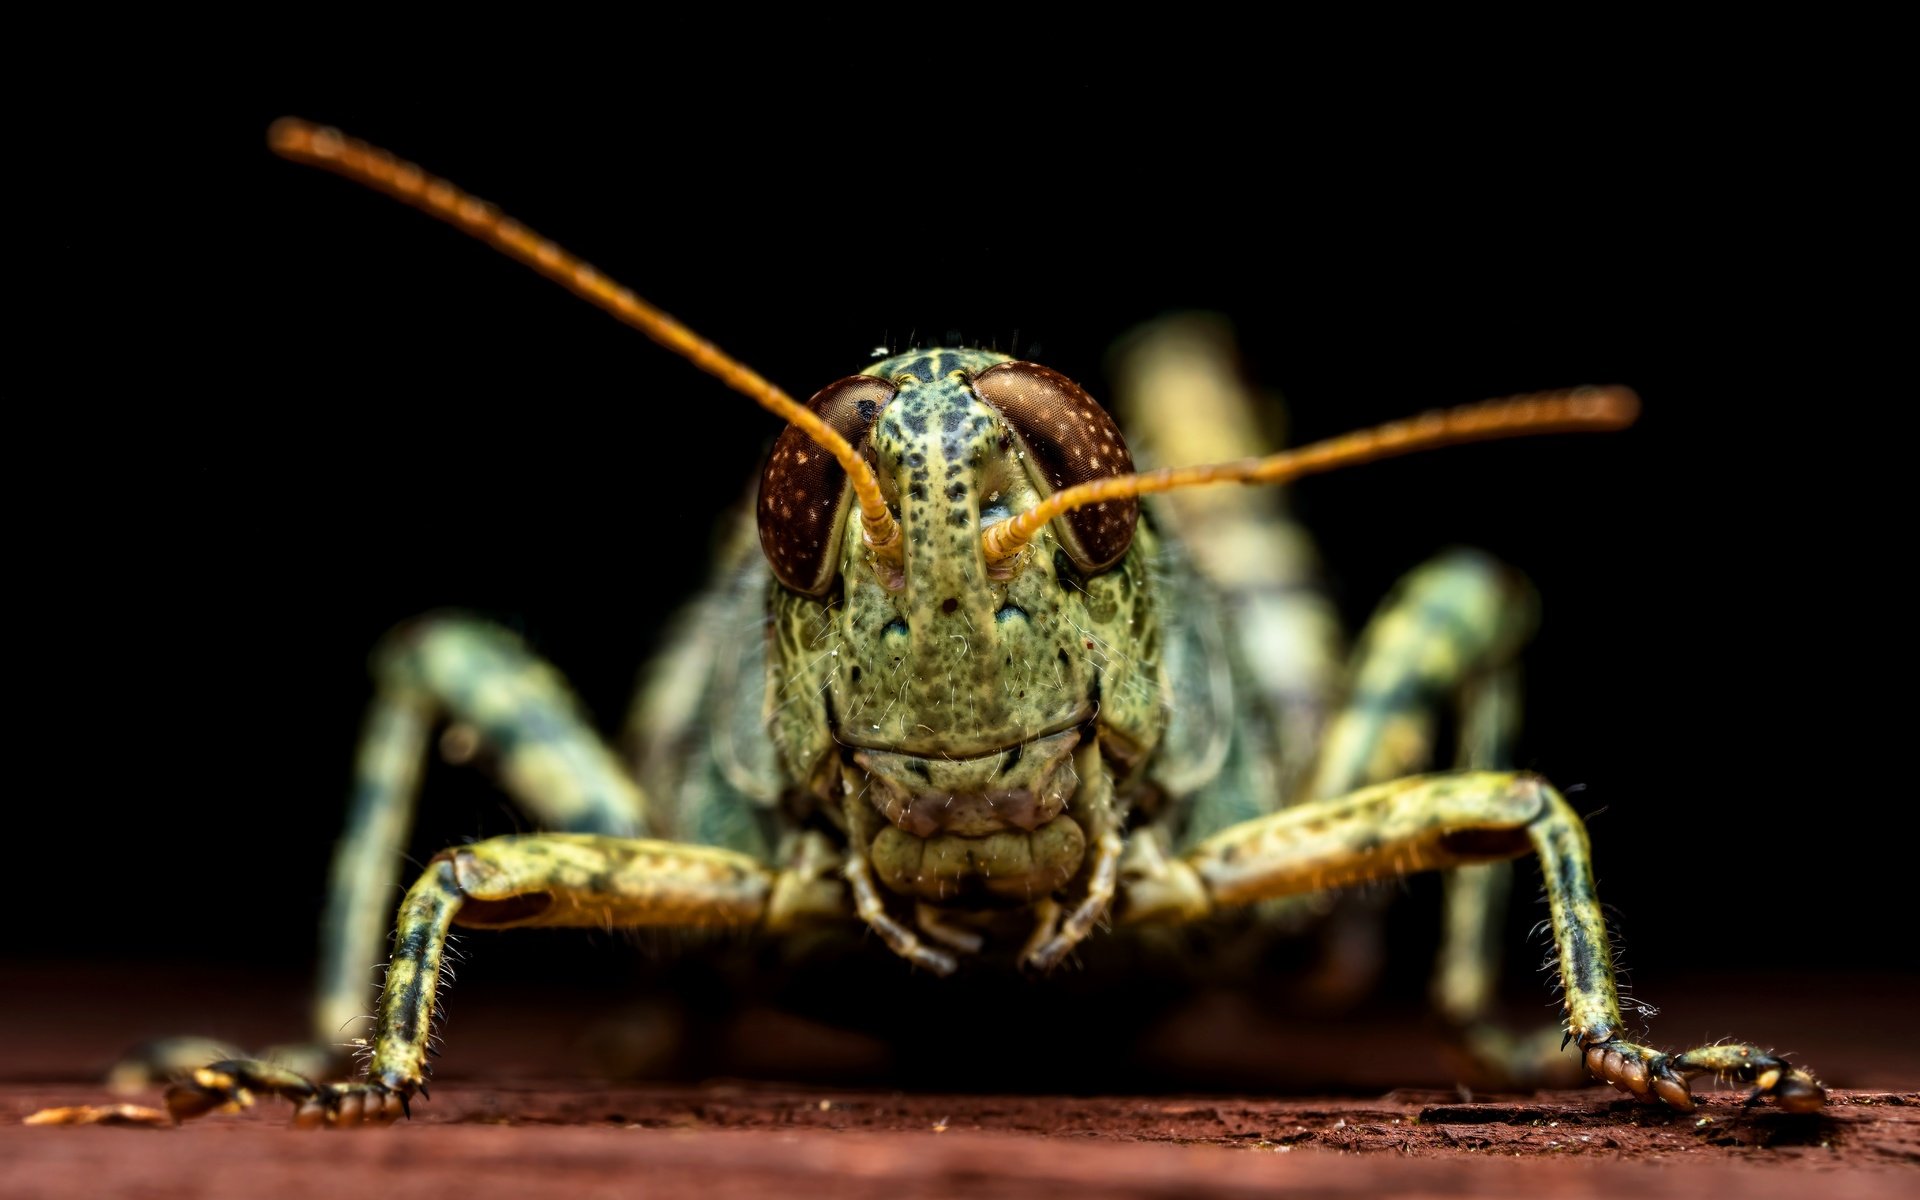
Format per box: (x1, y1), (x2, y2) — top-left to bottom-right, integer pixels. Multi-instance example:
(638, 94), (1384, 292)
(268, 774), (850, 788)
(117, 263), (1823, 1119)
(761, 349), (1156, 963)
(133, 323), (1826, 1126)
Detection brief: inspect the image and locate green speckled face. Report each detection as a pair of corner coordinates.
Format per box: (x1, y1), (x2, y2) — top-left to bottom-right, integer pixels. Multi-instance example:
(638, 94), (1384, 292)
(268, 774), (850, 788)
(763, 349), (1165, 906)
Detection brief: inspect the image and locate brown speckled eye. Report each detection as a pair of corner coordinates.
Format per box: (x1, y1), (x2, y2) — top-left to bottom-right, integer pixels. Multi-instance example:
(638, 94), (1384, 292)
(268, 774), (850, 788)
(758, 376), (897, 595)
(972, 362), (1137, 572)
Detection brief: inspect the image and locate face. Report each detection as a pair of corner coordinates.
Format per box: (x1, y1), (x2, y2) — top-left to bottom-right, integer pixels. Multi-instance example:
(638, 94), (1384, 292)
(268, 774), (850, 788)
(758, 349), (1164, 908)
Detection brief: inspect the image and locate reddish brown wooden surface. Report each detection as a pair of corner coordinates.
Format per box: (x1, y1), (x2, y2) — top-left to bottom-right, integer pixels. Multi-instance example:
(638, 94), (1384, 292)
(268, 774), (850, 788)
(6, 966), (1915, 1198)
(7, 1084), (1917, 1199)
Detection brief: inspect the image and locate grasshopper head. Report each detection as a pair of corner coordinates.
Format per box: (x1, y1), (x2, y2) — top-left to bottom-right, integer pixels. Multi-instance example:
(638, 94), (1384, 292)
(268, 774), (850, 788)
(759, 350), (1162, 906)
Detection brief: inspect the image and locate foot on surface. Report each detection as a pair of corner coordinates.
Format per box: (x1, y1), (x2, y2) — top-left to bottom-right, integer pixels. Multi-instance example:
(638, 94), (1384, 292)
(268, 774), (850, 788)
(1584, 1039), (1825, 1113)
(163, 1059), (419, 1128)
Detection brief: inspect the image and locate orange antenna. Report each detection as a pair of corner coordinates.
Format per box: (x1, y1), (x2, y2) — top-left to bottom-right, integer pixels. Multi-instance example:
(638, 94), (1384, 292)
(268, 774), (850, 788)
(267, 118), (905, 566)
(982, 387), (1640, 568)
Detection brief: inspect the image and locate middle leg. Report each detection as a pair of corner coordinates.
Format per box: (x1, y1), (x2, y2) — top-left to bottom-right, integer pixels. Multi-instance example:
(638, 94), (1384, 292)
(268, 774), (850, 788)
(1294, 549), (1535, 1008)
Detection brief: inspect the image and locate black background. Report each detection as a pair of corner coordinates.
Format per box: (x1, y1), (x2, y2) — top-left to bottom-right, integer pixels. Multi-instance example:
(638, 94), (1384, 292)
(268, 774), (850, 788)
(22, 71), (1901, 1029)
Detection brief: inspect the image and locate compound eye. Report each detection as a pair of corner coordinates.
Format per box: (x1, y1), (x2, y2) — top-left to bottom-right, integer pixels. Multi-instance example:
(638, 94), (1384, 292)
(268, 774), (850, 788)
(971, 361), (1137, 572)
(758, 376), (897, 595)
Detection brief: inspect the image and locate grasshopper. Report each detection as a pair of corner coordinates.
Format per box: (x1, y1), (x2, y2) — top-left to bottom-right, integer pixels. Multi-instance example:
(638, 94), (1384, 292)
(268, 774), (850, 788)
(121, 120), (1821, 1128)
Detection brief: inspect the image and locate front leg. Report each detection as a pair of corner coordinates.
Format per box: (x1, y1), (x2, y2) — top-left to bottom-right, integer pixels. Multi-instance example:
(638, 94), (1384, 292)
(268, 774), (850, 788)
(168, 833), (796, 1126)
(1118, 771), (1825, 1112)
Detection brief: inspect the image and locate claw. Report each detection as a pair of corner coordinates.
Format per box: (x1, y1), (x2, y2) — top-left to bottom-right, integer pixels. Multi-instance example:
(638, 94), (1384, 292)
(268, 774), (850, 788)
(1732, 1058), (1826, 1114)
(1670, 1045), (1826, 1112)
(1649, 1056), (1694, 1112)
(1617, 1052), (1651, 1096)
(1585, 1040), (1693, 1110)
(1601, 1041), (1826, 1113)
(1653, 1076), (1694, 1111)
(1774, 1070), (1827, 1114)
(140, 1054), (426, 1129)
(312, 1080), (417, 1127)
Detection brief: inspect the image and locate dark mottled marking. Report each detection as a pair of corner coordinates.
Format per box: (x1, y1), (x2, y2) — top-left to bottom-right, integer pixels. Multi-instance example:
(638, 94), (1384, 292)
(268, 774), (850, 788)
(941, 407), (965, 433)
(902, 408), (927, 435)
(850, 665), (862, 683)
(1553, 845), (1591, 904)
(942, 598), (958, 614)
(995, 604), (1026, 623)
(1554, 851), (1601, 995)
(394, 922), (434, 963)
(883, 617), (908, 637)
(946, 480), (968, 500)
(856, 398), (880, 421)
(394, 978), (425, 1042)
(947, 508), (969, 527)
(1056, 648), (1070, 666)
(1052, 549), (1081, 589)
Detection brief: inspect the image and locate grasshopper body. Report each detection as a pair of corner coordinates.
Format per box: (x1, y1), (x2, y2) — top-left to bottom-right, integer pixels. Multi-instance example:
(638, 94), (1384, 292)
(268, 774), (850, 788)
(113, 123), (1827, 1128)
